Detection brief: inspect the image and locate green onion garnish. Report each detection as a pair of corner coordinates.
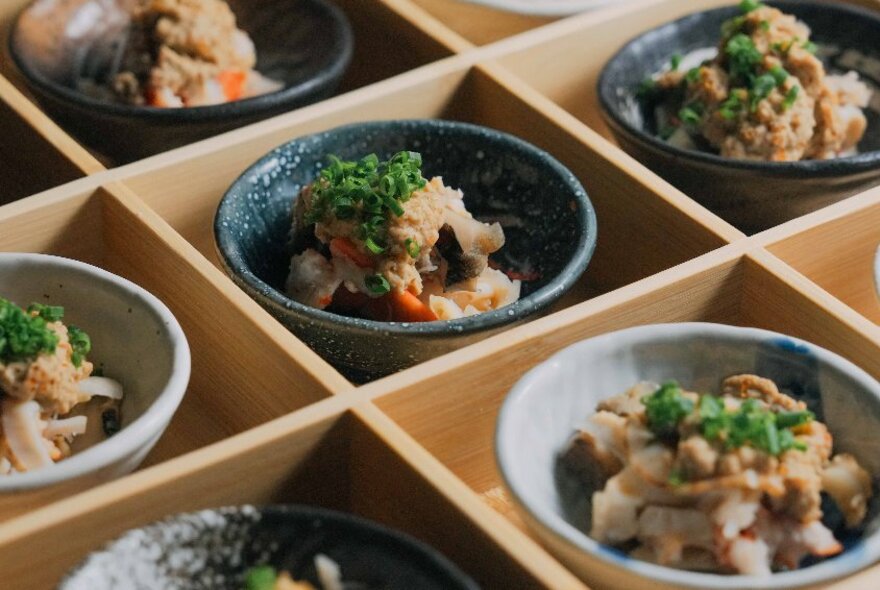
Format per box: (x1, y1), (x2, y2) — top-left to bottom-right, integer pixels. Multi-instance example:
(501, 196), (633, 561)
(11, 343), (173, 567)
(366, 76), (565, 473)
(306, 151), (427, 259)
(405, 238), (421, 259)
(739, 0), (762, 13)
(671, 53), (682, 71)
(244, 566), (278, 590)
(67, 325), (91, 368)
(782, 85), (799, 110)
(365, 274), (391, 295)
(0, 298), (60, 364)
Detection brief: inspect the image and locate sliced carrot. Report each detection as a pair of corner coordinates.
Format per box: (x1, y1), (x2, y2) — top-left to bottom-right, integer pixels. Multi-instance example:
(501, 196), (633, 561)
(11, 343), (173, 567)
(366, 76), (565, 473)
(388, 290), (438, 322)
(329, 238), (373, 269)
(217, 70), (247, 101)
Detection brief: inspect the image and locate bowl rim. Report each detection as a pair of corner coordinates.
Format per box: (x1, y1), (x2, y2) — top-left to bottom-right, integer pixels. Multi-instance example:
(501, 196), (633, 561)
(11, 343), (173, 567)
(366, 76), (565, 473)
(60, 503), (481, 589)
(0, 253), (191, 491)
(495, 321), (880, 589)
(596, 0), (880, 177)
(874, 245), (880, 302)
(213, 118), (598, 338)
(455, 0), (620, 17)
(8, 0), (354, 121)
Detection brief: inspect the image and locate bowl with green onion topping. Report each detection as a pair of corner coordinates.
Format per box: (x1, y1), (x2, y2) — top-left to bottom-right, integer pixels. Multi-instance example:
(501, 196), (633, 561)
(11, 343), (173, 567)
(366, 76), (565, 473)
(214, 119), (596, 381)
(0, 253), (189, 503)
(497, 322), (880, 589)
(598, 0), (880, 234)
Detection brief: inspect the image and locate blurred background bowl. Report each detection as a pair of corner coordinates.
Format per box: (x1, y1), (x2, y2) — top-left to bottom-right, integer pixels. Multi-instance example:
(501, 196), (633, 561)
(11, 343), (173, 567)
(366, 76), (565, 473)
(598, 1), (880, 234)
(59, 504), (481, 590)
(9, 0), (353, 163)
(497, 322), (880, 590)
(214, 119), (596, 382)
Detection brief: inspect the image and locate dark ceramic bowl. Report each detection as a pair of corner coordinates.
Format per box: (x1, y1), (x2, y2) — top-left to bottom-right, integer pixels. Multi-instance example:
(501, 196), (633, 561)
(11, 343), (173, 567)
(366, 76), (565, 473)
(9, 0), (353, 163)
(214, 119), (597, 381)
(58, 505), (481, 590)
(598, 1), (880, 234)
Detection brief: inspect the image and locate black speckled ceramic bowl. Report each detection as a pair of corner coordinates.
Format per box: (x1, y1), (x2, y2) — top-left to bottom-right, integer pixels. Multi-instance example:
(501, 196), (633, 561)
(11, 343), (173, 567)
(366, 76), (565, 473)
(598, 1), (880, 234)
(59, 505), (481, 590)
(214, 119), (596, 381)
(9, 0), (353, 162)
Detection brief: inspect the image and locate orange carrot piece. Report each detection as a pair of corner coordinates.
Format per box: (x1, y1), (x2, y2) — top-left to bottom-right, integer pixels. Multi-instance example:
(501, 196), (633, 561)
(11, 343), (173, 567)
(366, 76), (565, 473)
(388, 290), (438, 322)
(329, 238), (373, 268)
(218, 70), (247, 101)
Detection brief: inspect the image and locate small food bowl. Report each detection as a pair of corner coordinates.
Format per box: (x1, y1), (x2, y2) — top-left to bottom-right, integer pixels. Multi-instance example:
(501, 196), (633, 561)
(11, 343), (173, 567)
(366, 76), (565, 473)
(0, 253), (190, 507)
(598, 1), (880, 234)
(59, 504), (480, 589)
(214, 119), (596, 381)
(496, 322), (880, 590)
(9, 0), (353, 162)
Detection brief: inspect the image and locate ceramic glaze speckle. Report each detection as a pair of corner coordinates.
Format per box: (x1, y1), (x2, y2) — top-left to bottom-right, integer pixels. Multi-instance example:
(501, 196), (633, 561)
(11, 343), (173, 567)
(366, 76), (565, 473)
(598, 1), (880, 234)
(60, 505), (480, 590)
(9, 0), (354, 161)
(496, 323), (880, 590)
(215, 119), (597, 381)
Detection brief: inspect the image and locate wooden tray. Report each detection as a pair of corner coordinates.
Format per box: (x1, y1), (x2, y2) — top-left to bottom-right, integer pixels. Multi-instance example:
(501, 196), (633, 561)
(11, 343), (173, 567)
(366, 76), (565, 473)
(1, 0), (879, 588)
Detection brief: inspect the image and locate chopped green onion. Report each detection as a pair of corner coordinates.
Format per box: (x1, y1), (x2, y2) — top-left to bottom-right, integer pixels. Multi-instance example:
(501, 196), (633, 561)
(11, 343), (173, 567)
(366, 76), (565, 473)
(365, 274), (391, 295)
(679, 106), (701, 125)
(364, 237), (385, 255)
(776, 409), (815, 429)
(725, 34), (763, 84)
(802, 40), (818, 54)
(759, 20), (770, 31)
(739, 0), (762, 13)
(782, 85), (800, 110)
(686, 67), (701, 83)
(642, 382), (695, 437)
(405, 238), (421, 259)
(27, 303), (64, 323)
(67, 325), (91, 368)
(769, 66), (789, 85)
(0, 298), (60, 364)
(749, 73), (777, 111)
(245, 566), (278, 590)
(671, 53), (682, 71)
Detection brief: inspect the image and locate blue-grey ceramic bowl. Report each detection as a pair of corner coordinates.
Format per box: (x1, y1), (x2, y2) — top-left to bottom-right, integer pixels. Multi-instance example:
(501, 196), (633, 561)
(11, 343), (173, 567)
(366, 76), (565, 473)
(214, 119), (596, 381)
(9, 0), (353, 163)
(59, 504), (480, 589)
(497, 322), (880, 590)
(598, 1), (880, 234)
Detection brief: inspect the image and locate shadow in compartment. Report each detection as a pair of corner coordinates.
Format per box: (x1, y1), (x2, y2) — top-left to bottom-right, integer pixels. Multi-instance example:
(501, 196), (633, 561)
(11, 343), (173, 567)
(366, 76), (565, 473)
(0, 186), (337, 521)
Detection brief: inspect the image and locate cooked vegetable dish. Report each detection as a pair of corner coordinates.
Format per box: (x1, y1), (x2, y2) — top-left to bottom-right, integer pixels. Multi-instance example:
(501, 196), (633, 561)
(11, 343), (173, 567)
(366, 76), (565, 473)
(641, 1), (872, 161)
(108, 0), (281, 107)
(0, 298), (123, 474)
(562, 374), (874, 574)
(286, 151), (522, 322)
(245, 555), (343, 590)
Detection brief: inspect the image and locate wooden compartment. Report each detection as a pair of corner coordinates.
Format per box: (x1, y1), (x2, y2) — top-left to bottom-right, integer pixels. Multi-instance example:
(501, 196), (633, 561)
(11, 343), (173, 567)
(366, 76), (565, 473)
(370, 247), (880, 535)
(0, 78), (101, 205)
(764, 186), (880, 326)
(0, 0), (456, 168)
(0, 0), (880, 588)
(404, 0), (556, 46)
(112, 61), (732, 324)
(0, 398), (582, 589)
(0, 181), (346, 518)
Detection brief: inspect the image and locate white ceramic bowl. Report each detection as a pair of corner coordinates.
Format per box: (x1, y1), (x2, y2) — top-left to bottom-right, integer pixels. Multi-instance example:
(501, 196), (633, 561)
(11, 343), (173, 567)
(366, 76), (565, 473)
(456, 0), (621, 17)
(0, 253), (190, 491)
(874, 245), (879, 302)
(496, 323), (880, 590)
